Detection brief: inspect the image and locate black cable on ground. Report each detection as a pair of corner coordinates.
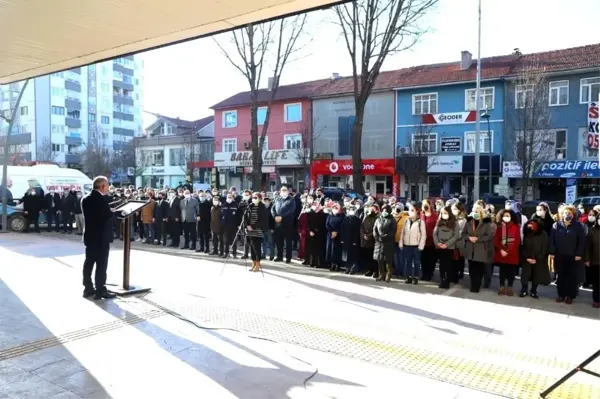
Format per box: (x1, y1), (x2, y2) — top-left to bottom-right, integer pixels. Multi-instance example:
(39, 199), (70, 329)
(117, 295), (319, 389)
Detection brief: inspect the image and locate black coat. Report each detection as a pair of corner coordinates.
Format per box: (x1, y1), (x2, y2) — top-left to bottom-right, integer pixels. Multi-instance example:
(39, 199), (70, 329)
(82, 190), (113, 249)
(307, 210), (326, 238)
(45, 193), (62, 212)
(23, 193), (41, 213)
(521, 223), (551, 286)
(243, 203), (269, 234)
(167, 197), (181, 220)
(373, 215), (397, 262)
(62, 193), (77, 214)
(198, 200), (212, 229)
(341, 215), (361, 249)
(154, 199), (169, 221)
(221, 202), (239, 232)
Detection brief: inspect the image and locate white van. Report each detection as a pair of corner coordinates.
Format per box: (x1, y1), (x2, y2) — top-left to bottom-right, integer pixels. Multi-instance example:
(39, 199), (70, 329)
(6, 164), (93, 202)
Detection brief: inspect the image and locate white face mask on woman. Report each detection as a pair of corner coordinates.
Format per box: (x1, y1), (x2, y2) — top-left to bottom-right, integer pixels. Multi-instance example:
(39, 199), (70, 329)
(536, 210), (545, 218)
(441, 213), (449, 220)
(452, 208), (460, 216)
(502, 216), (511, 223)
(588, 215), (596, 223)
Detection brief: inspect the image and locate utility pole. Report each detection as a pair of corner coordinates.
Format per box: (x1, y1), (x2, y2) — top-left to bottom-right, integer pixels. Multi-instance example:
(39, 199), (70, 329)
(473, 0), (482, 201)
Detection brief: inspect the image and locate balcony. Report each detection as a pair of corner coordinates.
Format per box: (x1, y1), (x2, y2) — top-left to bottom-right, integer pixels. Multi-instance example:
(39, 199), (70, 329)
(0, 133), (32, 146)
(113, 127), (135, 137)
(113, 79), (133, 91)
(65, 153), (81, 164)
(65, 136), (83, 146)
(70, 67), (81, 74)
(65, 117), (81, 128)
(64, 80), (81, 92)
(65, 98), (81, 111)
(113, 62), (134, 76)
(113, 94), (134, 106)
(113, 111), (134, 122)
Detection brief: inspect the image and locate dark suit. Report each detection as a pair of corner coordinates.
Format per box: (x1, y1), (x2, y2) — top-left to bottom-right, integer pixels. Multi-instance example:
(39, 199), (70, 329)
(81, 190), (113, 293)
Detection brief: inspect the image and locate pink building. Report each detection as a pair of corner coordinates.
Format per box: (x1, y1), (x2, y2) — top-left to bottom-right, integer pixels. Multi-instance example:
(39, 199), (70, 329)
(211, 81), (324, 191)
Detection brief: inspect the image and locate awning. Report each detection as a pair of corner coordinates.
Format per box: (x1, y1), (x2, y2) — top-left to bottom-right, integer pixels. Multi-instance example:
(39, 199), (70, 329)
(0, 0), (347, 83)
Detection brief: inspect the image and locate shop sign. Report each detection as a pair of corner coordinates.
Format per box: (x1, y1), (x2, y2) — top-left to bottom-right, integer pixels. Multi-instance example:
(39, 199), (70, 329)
(422, 111), (476, 125)
(214, 149), (305, 167)
(427, 156), (463, 173)
(587, 102), (599, 149)
(565, 178), (577, 203)
(150, 167), (165, 174)
(502, 161), (523, 178)
(532, 160), (599, 178)
(311, 159), (395, 176)
(440, 137), (461, 152)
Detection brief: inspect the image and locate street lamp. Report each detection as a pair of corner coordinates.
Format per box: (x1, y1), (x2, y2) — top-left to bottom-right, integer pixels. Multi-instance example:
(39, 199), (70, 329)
(481, 109), (492, 195)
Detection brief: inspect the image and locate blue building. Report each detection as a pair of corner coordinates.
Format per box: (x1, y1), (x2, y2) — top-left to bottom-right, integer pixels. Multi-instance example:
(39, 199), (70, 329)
(503, 64), (599, 202)
(395, 51), (507, 199)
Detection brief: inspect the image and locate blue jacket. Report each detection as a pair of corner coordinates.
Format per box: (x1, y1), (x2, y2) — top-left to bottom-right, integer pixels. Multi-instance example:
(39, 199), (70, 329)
(271, 196), (296, 221)
(326, 213), (345, 233)
(548, 221), (586, 257)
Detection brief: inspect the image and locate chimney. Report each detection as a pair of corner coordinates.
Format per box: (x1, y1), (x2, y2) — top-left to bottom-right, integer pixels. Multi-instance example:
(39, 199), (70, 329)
(460, 51), (472, 71)
(331, 72), (340, 81)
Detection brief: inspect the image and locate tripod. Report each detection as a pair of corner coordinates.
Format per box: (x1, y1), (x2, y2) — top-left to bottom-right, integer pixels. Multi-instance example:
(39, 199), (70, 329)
(220, 205), (264, 277)
(540, 349), (600, 398)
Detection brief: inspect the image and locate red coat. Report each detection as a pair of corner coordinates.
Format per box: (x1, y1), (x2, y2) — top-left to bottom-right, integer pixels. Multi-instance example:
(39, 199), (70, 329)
(298, 212), (308, 234)
(493, 222), (521, 265)
(421, 212), (439, 247)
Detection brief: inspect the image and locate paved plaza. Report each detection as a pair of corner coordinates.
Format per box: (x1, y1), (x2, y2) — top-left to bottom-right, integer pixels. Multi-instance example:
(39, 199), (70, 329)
(0, 232), (598, 398)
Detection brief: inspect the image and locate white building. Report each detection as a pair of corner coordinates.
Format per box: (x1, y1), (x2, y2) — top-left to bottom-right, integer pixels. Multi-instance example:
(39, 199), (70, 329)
(134, 115), (214, 189)
(0, 56), (144, 170)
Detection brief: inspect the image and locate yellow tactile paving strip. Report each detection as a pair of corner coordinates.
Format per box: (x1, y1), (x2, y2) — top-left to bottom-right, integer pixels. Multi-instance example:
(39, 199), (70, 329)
(141, 297), (600, 399)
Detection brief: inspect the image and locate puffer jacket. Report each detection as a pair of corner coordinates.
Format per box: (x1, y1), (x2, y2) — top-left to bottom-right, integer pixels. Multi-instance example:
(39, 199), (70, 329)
(463, 216), (493, 263)
(400, 218), (426, 250)
(394, 212), (409, 243)
(360, 213), (377, 248)
(373, 214), (397, 262)
(433, 220), (460, 250)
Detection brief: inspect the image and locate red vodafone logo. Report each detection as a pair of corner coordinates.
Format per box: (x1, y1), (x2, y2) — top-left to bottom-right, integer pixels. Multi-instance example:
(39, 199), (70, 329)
(329, 162), (339, 173)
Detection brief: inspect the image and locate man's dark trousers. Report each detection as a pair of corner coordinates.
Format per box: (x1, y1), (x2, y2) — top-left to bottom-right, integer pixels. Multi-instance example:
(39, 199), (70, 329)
(83, 245), (109, 293)
(275, 219), (293, 261)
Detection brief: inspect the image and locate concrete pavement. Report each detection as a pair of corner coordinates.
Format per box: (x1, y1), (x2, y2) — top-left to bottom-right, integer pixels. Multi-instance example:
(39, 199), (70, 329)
(0, 232), (598, 399)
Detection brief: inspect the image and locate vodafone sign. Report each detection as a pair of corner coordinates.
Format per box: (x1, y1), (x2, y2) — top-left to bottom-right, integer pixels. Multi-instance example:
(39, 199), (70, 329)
(422, 111), (476, 125)
(312, 159), (395, 175)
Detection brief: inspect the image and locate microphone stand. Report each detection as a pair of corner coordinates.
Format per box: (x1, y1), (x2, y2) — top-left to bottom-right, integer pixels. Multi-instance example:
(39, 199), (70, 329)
(220, 204), (264, 277)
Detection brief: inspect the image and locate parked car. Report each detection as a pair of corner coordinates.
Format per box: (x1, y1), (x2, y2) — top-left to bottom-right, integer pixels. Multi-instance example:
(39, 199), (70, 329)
(572, 196), (600, 208)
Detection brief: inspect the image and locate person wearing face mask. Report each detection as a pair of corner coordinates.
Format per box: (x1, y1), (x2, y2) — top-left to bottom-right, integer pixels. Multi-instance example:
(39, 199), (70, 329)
(243, 193), (269, 272)
(180, 190), (200, 250)
(305, 197), (326, 268)
(315, 188), (325, 206)
(519, 219), (550, 299)
(297, 196), (309, 262)
(271, 186), (296, 263)
(325, 204), (345, 272)
(434, 199), (444, 214)
(463, 205), (493, 293)
(393, 204), (408, 278)
(361, 204), (379, 278)
(493, 209), (521, 296)
(584, 210), (600, 308)
(549, 205), (586, 304)
(221, 194), (240, 258)
(238, 190), (252, 259)
(154, 191), (169, 246)
(22, 188), (41, 233)
(433, 206), (460, 289)
(167, 190), (182, 247)
(420, 199), (439, 282)
(229, 186), (240, 203)
(400, 204), (426, 284)
(140, 190), (156, 244)
(73, 191), (84, 235)
(262, 197), (276, 261)
(341, 205), (361, 274)
(195, 193), (212, 253)
(373, 204), (397, 282)
(450, 202), (467, 283)
(209, 196), (224, 256)
(44, 189), (62, 233)
(530, 202), (554, 236)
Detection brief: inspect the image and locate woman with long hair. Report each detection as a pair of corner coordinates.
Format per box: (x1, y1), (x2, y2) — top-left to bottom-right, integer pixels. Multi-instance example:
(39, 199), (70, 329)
(361, 203), (379, 278)
(451, 201), (467, 282)
(493, 209), (521, 296)
(549, 205), (586, 304)
(244, 193), (269, 272)
(433, 205), (460, 289)
(400, 203), (426, 284)
(584, 209), (600, 308)
(520, 219), (550, 298)
(463, 204), (493, 293)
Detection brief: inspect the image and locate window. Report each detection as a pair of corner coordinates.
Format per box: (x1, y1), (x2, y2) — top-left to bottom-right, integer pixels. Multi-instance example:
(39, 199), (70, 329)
(284, 103), (302, 122)
(51, 87), (66, 97)
(515, 84), (534, 109)
(89, 113), (96, 122)
(464, 131), (493, 153)
(223, 111), (237, 128)
(169, 148), (185, 166)
(67, 110), (80, 119)
(20, 106), (28, 116)
(465, 87), (495, 110)
(553, 129), (567, 159)
(411, 133), (438, 154)
(222, 138), (237, 152)
(515, 129), (567, 160)
(579, 127), (599, 159)
(101, 116), (110, 124)
(141, 150), (164, 166)
(51, 125), (65, 133)
(412, 93), (438, 115)
(549, 81), (569, 106)
(580, 77), (600, 104)
(51, 144), (63, 152)
(51, 106), (65, 115)
(257, 107), (267, 125)
(284, 134), (302, 150)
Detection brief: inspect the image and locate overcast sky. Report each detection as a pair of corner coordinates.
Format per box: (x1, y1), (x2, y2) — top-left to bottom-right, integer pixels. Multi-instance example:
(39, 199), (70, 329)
(140, 0), (599, 128)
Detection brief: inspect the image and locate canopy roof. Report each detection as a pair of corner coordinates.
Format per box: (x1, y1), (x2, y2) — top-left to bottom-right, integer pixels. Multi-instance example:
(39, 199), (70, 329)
(0, 0), (345, 83)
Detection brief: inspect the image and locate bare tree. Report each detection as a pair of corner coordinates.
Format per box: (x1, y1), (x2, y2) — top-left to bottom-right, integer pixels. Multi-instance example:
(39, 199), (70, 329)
(334, 0), (438, 193)
(111, 140), (142, 185)
(215, 16), (308, 189)
(291, 109), (322, 179)
(36, 137), (57, 163)
(397, 120), (434, 199)
(179, 129), (198, 180)
(81, 136), (112, 179)
(0, 144), (28, 165)
(510, 62), (553, 202)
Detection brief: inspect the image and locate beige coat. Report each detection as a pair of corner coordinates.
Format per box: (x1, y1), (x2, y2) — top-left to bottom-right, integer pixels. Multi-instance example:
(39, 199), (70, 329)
(400, 218), (426, 250)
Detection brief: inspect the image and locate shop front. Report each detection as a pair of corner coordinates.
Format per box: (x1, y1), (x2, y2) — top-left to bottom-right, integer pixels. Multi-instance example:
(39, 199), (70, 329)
(214, 149), (307, 191)
(426, 155), (464, 198)
(310, 159), (399, 196)
(462, 155), (501, 199)
(532, 160), (599, 202)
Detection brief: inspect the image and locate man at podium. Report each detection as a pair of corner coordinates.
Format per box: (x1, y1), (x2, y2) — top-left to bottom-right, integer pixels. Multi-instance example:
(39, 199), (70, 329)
(81, 176), (117, 300)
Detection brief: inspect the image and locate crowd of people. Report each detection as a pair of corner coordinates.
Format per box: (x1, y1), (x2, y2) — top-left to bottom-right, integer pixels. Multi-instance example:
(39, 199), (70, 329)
(19, 183), (599, 308)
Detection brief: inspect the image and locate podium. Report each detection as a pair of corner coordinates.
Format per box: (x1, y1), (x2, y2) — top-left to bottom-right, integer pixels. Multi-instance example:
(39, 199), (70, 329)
(107, 200), (152, 296)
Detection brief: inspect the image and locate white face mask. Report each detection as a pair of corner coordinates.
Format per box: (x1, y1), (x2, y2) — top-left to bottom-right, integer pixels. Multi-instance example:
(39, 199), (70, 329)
(452, 208), (459, 216)
(536, 210), (545, 217)
(588, 215), (596, 223)
(243, 195), (250, 201)
(213, 200), (220, 206)
(408, 210), (416, 217)
(441, 213), (449, 220)
(307, 199), (314, 204)
(505, 205), (512, 210)
(226, 198), (233, 204)
(332, 209), (339, 215)
(184, 194), (190, 199)
(503, 216), (511, 223)
(280, 191), (289, 198)
(323, 208), (330, 213)
(252, 199), (260, 206)
(347, 210), (356, 216)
